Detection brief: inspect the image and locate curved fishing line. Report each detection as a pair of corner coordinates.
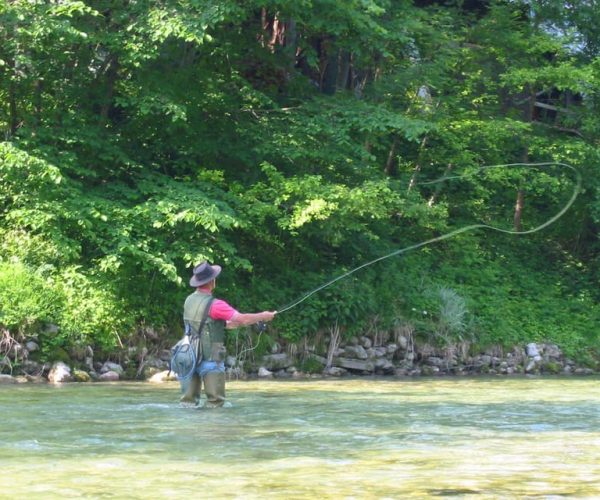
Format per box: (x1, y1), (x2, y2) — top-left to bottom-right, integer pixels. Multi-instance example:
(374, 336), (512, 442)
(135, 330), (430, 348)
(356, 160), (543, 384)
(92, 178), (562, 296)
(276, 162), (581, 315)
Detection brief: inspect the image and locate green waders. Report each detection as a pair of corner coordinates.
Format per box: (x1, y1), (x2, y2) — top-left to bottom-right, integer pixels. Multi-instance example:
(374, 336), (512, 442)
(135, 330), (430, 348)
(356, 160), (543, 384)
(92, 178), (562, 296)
(180, 292), (228, 407)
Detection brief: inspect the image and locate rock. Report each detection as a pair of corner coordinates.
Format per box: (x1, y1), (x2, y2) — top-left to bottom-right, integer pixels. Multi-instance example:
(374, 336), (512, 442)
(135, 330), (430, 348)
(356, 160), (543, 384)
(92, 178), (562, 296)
(273, 369), (291, 379)
(21, 360), (42, 374)
(526, 343), (540, 357)
(360, 336), (372, 349)
(397, 336), (408, 350)
(25, 341), (39, 353)
(375, 358), (395, 374)
(0, 374), (17, 384)
(7, 343), (24, 360)
(148, 370), (178, 383)
(308, 354), (327, 366)
(101, 362), (124, 376)
(544, 344), (562, 359)
(72, 370), (91, 382)
(25, 374), (47, 383)
(344, 345), (368, 360)
(373, 347), (387, 358)
(480, 355), (492, 366)
(386, 343), (398, 355)
(48, 362), (72, 384)
(225, 356), (237, 367)
(323, 366), (346, 376)
(258, 367), (273, 378)
(261, 353), (292, 371)
(335, 358), (374, 372)
(142, 366), (161, 379)
(99, 370), (120, 381)
(426, 356), (445, 367)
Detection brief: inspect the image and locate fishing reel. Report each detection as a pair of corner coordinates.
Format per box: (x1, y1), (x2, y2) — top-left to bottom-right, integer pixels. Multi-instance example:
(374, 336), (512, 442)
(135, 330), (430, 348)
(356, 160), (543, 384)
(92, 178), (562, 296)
(254, 321), (267, 333)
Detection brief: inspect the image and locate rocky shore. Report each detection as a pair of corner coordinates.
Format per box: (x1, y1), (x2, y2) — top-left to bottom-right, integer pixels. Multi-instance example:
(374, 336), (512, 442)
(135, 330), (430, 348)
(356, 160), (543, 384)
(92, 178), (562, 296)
(1, 330), (598, 385)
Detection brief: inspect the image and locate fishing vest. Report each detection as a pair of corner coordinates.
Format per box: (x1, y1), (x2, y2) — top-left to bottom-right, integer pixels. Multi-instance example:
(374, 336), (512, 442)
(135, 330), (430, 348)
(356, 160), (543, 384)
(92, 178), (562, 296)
(183, 292), (226, 362)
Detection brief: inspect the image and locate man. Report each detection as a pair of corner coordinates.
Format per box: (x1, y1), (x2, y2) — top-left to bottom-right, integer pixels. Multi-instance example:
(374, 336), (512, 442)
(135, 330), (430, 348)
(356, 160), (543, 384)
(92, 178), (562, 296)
(180, 261), (276, 407)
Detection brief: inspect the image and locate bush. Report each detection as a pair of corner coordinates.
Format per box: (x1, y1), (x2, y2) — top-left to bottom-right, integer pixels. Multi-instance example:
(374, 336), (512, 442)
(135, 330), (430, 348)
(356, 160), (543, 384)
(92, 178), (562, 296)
(0, 261), (61, 335)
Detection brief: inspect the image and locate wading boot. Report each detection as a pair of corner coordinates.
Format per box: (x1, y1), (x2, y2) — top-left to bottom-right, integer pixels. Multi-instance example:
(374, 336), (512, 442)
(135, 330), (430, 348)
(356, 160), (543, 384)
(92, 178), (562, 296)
(180, 373), (202, 406)
(203, 371), (225, 408)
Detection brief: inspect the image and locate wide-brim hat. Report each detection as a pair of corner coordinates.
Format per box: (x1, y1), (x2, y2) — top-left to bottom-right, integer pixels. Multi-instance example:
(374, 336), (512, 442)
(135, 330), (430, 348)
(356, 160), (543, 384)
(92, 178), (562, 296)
(189, 261), (222, 287)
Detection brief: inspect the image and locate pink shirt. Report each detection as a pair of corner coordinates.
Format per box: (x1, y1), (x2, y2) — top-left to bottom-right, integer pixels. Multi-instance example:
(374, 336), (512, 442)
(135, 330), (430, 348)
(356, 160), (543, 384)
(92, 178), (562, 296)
(210, 298), (238, 322)
(195, 289), (238, 321)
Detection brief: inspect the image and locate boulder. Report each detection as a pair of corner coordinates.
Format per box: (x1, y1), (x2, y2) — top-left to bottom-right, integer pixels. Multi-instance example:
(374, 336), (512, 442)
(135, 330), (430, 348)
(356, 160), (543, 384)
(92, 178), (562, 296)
(386, 343), (398, 355)
(335, 358), (374, 372)
(360, 336), (372, 349)
(374, 358), (395, 373)
(72, 370), (91, 382)
(48, 362), (72, 384)
(261, 353), (292, 371)
(100, 361), (124, 376)
(323, 366), (347, 377)
(258, 367), (273, 378)
(21, 360), (43, 375)
(25, 340), (39, 353)
(148, 370), (178, 383)
(344, 345), (368, 360)
(99, 370), (120, 381)
(544, 344), (562, 359)
(396, 335), (409, 350)
(0, 374), (17, 384)
(526, 343), (540, 358)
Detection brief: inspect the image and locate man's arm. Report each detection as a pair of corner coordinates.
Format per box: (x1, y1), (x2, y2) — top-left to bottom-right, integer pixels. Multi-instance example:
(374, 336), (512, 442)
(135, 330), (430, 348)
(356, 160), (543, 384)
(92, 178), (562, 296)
(226, 311), (276, 329)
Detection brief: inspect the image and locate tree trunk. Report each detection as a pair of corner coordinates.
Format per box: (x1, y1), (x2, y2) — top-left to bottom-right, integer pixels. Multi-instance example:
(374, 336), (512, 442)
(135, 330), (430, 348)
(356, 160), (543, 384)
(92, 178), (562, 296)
(100, 55), (118, 123)
(428, 163), (453, 206)
(384, 136), (399, 176)
(514, 189), (524, 232)
(408, 136), (429, 192)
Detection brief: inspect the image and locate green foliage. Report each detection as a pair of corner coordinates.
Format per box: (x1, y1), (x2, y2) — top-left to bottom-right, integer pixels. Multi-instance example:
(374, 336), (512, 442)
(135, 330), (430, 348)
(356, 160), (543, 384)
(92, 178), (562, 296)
(0, 262), (59, 334)
(0, 0), (598, 363)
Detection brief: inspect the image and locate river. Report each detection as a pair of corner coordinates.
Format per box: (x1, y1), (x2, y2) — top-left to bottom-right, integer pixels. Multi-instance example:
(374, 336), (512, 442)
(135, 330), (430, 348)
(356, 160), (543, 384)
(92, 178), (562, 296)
(1, 377), (599, 498)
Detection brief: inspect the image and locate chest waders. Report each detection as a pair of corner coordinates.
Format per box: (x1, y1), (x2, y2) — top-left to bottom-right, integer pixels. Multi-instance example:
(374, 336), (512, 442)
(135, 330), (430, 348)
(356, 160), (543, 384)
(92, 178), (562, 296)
(180, 292), (227, 407)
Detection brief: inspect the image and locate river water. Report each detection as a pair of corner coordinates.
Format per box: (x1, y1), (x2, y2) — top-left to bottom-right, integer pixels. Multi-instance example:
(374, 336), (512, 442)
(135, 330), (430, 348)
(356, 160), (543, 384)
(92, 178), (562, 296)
(1, 377), (599, 498)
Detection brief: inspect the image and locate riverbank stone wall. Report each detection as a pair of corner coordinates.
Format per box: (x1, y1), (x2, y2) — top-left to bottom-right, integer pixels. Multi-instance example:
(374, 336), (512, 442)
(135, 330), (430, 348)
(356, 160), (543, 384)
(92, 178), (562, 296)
(0, 333), (597, 384)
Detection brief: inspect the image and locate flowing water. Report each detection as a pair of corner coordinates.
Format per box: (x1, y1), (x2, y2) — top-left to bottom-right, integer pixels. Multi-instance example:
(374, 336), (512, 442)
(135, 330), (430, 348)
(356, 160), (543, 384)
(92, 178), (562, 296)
(1, 377), (599, 499)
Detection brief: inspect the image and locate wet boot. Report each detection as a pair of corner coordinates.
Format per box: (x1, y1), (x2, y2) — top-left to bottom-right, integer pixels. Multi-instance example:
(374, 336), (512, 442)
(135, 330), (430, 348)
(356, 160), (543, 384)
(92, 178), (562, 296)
(180, 373), (202, 406)
(203, 371), (225, 408)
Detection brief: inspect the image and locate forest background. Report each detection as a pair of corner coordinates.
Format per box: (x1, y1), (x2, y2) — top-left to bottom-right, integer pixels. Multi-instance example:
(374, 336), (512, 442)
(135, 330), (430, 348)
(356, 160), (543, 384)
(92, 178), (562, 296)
(0, 0), (598, 367)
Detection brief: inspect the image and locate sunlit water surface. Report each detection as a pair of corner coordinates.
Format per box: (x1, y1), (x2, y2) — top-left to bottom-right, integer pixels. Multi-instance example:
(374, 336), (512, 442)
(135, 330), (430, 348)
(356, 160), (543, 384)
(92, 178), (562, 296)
(1, 377), (599, 498)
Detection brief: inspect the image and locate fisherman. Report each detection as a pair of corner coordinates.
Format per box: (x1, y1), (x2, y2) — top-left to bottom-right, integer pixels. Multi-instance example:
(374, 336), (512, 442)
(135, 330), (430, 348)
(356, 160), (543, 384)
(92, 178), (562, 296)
(180, 261), (276, 407)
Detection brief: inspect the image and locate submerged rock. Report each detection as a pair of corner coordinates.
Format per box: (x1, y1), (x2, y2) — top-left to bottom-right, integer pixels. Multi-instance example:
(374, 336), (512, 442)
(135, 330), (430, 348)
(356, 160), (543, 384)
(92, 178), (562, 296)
(148, 370), (178, 383)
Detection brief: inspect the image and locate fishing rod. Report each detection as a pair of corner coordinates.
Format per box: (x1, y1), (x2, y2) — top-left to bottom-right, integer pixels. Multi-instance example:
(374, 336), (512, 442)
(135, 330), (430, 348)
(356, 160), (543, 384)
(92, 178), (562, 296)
(234, 162), (580, 359)
(275, 162), (582, 315)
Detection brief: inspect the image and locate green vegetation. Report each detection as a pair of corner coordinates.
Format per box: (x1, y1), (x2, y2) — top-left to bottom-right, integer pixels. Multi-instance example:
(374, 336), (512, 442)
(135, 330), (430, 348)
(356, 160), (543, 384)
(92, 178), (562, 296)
(0, 0), (598, 362)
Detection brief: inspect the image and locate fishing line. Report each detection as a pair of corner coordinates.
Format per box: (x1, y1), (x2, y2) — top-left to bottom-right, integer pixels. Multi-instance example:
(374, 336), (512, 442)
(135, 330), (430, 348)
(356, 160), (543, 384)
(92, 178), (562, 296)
(275, 162), (581, 315)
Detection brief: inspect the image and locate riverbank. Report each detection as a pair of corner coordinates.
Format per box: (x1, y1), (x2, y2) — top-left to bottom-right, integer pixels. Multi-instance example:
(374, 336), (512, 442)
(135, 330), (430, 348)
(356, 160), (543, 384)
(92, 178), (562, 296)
(1, 329), (598, 385)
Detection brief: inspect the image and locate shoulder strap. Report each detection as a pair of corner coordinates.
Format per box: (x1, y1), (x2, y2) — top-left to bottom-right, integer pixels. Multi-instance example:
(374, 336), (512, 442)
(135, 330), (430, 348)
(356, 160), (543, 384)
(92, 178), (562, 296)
(186, 296), (214, 337)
